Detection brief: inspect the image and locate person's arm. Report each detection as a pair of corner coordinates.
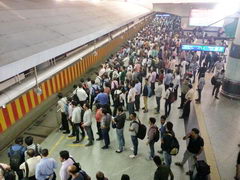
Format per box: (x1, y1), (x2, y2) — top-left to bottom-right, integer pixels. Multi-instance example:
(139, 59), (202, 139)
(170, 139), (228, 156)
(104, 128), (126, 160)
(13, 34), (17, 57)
(169, 168), (174, 180)
(196, 146), (203, 156)
(183, 133), (191, 140)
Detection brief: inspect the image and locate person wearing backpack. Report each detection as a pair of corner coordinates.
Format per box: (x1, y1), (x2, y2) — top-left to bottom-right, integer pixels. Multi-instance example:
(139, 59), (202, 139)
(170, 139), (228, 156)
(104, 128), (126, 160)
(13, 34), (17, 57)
(67, 165), (84, 180)
(101, 108), (112, 149)
(0, 162), (16, 180)
(161, 122), (175, 167)
(20, 149), (41, 180)
(153, 155), (174, 180)
(146, 117), (159, 160)
(129, 113), (139, 159)
(24, 136), (42, 159)
(90, 80), (100, 110)
(142, 78), (149, 113)
(35, 149), (57, 180)
(175, 128), (204, 176)
(59, 151), (74, 180)
(164, 83), (174, 118)
(8, 137), (26, 180)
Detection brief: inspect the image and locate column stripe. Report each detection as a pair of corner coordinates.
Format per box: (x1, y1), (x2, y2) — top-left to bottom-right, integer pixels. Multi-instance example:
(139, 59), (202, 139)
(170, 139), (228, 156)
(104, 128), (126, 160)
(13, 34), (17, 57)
(56, 74), (61, 92)
(15, 99), (23, 120)
(11, 101), (19, 120)
(79, 61), (82, 75)
(71, 66), (76, 81)
(0, 109), (7, 131)
(0, 122), (3, 133)
(68, 67), (72, 83)
(33, 91), (39, 106)
(64, 69), (68, 86)
(50, 77), (56, 94)
(75, 62), (80, 77)
(29, 90), (36, 108)
(26, 92), (33, 110)
(19, 96), (26, 116)
(37, 91), (42, 104)
(22, 94), (30, 113)
(60, 71), (64, 89)
(44, 81), (50, 97)
(41, 83), (47, 101)
(6, 104), (15, 125)
(46, 79), (52, 96)
(2, 108), (11, 127)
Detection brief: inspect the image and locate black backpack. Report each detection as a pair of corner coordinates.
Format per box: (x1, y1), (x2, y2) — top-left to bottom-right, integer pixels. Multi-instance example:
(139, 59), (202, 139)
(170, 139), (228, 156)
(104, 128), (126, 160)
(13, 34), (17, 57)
(79, 170), (91, 180)
(132, 120), (147, 140)
(152, 126), (160, 142)
(168, 134), (180, 156)
(196, 160), (210, 176)
(211, 76), (216, 85)
(0, 165), (16, 180)
(9, 146), (24, 171)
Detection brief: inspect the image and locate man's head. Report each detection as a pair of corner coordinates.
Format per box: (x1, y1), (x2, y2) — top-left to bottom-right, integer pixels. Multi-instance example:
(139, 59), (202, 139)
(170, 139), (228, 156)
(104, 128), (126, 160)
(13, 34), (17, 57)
(191, 128), (200, 138)
(117, 106), (123, 114)
(96, 171), (105, 180)
(26, 149), (35, 158)
(169, 83), (174, 88)
(41, 149), (49, 157)
(160, 115), (166, 125)
(59, 150), (69, 162)
(25, 136), (33, 146)
(83, 103), (90, 110)
(166, 121), (173, 132)
(15, 137), (23, 145)
(149, 117), (156, 125)
(188, 84), (193, 89)
(101, 108), (108, 115)
(153, 155), (162, 167)
(130, 112), (137, 121)
(121, 174), (130, 180)
(57, 93), (63, 99)
(71, 101), (78, 107)
(67, 165), (78, 176)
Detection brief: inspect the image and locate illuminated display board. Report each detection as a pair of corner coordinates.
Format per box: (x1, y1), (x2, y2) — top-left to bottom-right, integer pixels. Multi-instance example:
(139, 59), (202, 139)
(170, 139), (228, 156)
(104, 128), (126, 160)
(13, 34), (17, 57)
(181, 44), (225, 53)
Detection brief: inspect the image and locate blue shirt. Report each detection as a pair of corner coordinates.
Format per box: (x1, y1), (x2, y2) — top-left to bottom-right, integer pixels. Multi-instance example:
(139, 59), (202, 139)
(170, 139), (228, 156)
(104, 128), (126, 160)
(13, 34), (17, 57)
(164, 73), (173, 85)
(8, 144), (26, 158)
(35, 157), (57, 180)
(159, 124), (166, 139)
(134, 82), (141, 95)
(94, 93), (109, 105)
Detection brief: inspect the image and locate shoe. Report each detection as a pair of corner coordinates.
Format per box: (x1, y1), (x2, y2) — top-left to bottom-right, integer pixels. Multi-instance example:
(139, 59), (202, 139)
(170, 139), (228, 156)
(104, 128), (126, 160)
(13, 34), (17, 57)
(179, 116), (184, 119)
(130, 147), (134, 151)
(115, 150), (123, 153)
(85, 142), (93, 146)
(178, 107), (183, 109)
(186, 171), (193, 176)
(72, 140), (80, 144)
(129, 154), (136, 158)
(96, 138), (103, 141)
(142, 107), (145, 110)
(175, 162), (183, 167)
(101, 146), (109, 149)
(215, 96), (219, 99)
(63, 131), (70, 134)
(157, 150), (163, 154)
(68, 135), (75, 137)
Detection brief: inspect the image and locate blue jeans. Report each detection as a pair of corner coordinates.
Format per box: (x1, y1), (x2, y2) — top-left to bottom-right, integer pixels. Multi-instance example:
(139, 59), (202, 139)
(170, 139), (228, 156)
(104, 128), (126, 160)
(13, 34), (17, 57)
(131, 136), (138, 155)
(149, 141), (155, 158)
(163, 151), (172, 167)
(116, 128), (125, 151)
(102, 128), (110, 147)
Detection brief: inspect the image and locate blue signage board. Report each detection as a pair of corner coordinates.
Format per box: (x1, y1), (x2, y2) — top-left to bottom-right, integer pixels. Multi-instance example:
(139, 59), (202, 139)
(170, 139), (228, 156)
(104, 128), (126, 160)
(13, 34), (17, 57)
(181, 44), (225, 53)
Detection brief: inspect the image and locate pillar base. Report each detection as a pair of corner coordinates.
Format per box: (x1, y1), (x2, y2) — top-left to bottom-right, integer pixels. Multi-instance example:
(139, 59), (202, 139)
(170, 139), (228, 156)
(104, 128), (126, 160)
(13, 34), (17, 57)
(221, 78), (240, 100)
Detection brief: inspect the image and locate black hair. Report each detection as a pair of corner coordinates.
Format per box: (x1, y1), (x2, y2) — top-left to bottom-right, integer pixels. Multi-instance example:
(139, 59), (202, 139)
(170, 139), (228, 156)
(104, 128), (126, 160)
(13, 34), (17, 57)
(71, 101), (78, 106)
(102, 108), (108, 115)
(15, 137), (23, 145)
(57, 93), (63, 99)
(59, 150), (69, 160)
(153, 155), (162, 166)
(192, 128), (200, 134)
(117, 106), (123, 112)
(41, 149), (49, 157)
(121, 174), (130, 180)
(130, 112), (137, 118)
(84, 103), (90, 109)
(166, 121), (173, 131)
(149, 117), (156, 124)
(169, 83), (174, 88)
(161, 115), (166, 120)
(25, 136), (33, 146)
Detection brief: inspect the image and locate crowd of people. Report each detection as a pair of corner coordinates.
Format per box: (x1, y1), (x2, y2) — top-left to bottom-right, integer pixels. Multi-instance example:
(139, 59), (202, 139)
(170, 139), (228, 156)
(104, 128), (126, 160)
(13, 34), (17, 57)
(1, 15), (234, 180)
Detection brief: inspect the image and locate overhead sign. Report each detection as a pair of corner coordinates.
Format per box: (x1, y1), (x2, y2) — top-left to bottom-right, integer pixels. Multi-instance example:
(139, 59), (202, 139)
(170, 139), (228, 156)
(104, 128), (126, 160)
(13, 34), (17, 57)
(181, 44), (225, 53)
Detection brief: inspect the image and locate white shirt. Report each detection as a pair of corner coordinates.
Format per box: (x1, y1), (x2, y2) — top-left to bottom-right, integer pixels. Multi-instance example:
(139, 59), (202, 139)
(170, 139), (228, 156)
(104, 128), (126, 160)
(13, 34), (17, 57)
(68, 103), (73, 119)
(59, 158), (74, 180)
(165, 88), (173, 99)
(20, 156), (41, 177)
(155, 84), (164, 98)
(185, 88), (194, 101)
(128, 88), (136, 103)
(58, 98), (67, 113)
(173, 75), (181, 88)
(99, 68), (106, 77)
(76, 88), (88, 101)
(83, 109), (92, 126)
(72, 106), (81, 124)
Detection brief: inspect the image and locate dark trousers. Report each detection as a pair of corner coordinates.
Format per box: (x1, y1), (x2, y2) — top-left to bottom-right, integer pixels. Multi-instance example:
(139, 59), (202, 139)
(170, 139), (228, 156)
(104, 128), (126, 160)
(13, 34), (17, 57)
(84, 126), (94, 142)
(29, 176), (36, 180)
(97, 122), (102, 138)
(135, 95), (140, 111)
(69, 120), (75, 136)
(102, 128), (110, 147)
(79, 100), (86, 108)
(156, 97), (161, 112)
(16, 169), (23, 180)
(90, 95), (96, 109)
(131, 135), (138, 155)
(151, 82), (155, 95)
(73, 123), (81, 141)
(174, 85), (179, 100)
(182, 100), (191, 119)
(61, 113), (69, 132)
(128, 102), (135, 115)
(196, 89), (202, 102)
(165, 100), (172, 117)
(149, 141), (155, 158)
(164, 84), (169, 91)
(212, 84), (221, 97)
(180, 93), (186, 108)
